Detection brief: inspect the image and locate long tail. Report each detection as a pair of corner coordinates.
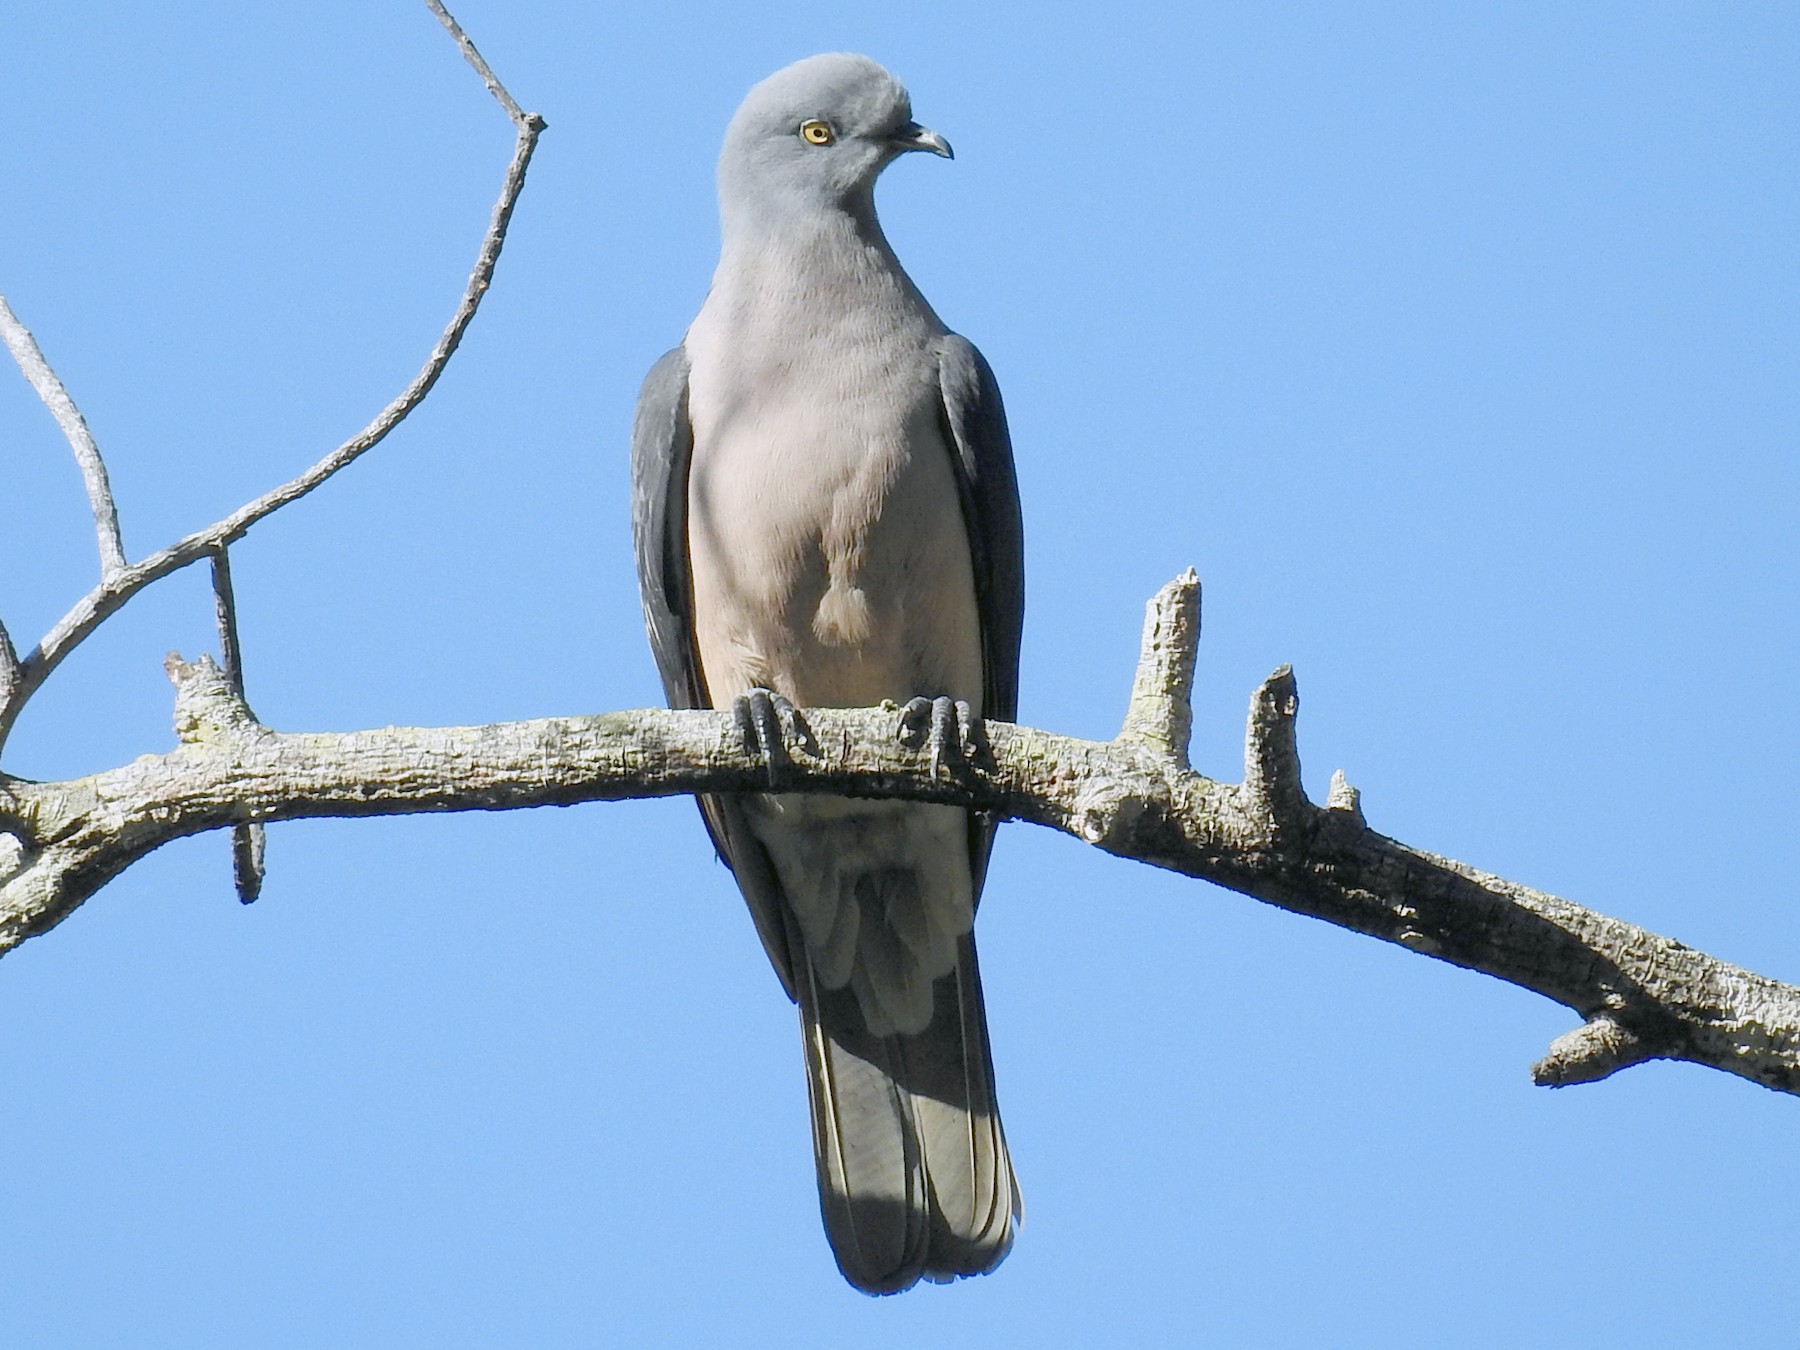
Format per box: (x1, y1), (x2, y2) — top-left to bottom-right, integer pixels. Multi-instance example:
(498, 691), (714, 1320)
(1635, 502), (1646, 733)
(797, 932), (1020, 1295)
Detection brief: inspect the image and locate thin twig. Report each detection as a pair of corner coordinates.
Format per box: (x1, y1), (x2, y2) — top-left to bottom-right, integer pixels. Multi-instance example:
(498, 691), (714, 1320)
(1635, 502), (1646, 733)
(0, 295), (127, 578)
(424, 0), (530, 125)
(210, 547), (265, 903)
(0, 8), (544, 755)
(210, 547), (247, 692)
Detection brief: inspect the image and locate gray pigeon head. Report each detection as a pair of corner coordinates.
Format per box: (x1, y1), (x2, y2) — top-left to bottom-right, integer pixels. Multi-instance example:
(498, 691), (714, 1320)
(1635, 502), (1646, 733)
(718, 54), (952, 223)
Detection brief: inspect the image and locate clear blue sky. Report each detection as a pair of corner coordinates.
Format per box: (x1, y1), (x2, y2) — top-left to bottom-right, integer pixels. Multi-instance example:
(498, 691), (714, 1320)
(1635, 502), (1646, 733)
(3, 2), (1797, 1345)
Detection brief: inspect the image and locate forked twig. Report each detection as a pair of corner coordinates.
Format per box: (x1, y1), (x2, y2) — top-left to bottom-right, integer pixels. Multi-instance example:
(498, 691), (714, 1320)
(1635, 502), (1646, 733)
(0, 2), (544, 755)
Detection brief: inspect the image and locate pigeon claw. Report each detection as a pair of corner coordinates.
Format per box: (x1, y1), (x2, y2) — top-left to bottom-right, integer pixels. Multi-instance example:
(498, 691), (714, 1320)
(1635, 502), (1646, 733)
(896, 695), (982, 777)
(732, 688), (812, 787)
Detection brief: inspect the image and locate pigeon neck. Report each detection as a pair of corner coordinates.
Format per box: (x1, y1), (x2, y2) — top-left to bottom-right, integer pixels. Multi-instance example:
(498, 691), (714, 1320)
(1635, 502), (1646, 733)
(719, 185), (886, 254)
(715, 194), (903, 289)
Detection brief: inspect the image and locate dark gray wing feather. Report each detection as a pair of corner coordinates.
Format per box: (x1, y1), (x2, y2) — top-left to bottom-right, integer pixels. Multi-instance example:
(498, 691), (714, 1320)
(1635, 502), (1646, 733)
(630, 344), (800, 998)
(937, 334), (1025, 901)
(936, 334), (1024, 725)
(630, 346), (704, 711)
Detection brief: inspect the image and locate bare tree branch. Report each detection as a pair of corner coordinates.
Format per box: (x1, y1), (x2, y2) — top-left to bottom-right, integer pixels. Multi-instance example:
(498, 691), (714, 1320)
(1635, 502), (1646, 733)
(0, 4), (544, 755)
(2, 573), (1795, 1098)
(0, 294), (127, 578)
(210, 546), (265, 903)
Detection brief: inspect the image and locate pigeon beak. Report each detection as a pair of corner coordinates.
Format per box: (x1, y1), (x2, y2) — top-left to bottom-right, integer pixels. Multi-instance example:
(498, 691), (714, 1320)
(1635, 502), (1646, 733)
(893, 121), (954, 159)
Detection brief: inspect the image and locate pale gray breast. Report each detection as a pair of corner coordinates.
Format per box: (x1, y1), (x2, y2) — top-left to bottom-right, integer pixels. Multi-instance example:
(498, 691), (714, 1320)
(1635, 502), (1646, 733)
(682, 277), (982, 710)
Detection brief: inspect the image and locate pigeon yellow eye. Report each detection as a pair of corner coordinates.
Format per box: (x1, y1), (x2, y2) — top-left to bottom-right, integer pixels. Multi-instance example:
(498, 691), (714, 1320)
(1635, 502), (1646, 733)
(799, 120), (834, 146)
